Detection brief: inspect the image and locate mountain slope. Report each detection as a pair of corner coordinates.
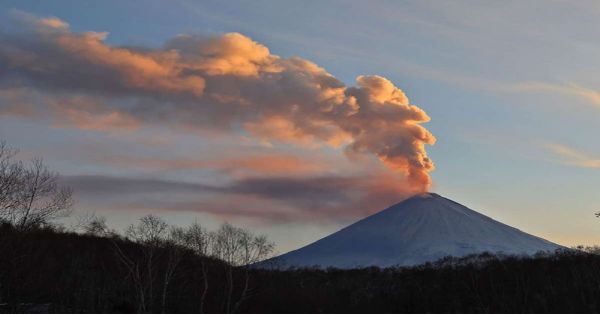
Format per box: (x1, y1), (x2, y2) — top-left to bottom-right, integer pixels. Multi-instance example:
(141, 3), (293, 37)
(265, 193), (562, 268)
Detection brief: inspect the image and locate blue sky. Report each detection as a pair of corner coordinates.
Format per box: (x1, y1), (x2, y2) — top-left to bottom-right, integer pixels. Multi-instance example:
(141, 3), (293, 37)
(1, 0), (599, 252)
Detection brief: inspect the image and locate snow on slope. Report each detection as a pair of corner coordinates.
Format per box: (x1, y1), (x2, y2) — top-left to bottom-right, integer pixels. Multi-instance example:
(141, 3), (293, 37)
(263, 193), (563, 269)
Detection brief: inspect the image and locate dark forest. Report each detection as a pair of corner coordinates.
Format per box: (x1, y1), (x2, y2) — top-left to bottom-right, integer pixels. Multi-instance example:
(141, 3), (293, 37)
(1, 222), (600, 314)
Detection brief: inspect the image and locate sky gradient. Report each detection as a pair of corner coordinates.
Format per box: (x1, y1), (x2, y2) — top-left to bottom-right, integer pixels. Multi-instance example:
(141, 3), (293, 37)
(1, 0), (599, 253)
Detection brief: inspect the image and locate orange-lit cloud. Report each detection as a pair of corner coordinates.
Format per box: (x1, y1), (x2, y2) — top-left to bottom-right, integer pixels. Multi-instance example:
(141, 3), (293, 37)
(0, 90), (140, 134)
(0, 13), (436, 192)
(49, 97), (141, 132)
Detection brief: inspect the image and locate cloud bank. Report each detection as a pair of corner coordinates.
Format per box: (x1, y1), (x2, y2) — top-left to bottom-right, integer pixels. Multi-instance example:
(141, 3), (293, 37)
(1, 13), (436, 221)
(0, 13), (435, 190)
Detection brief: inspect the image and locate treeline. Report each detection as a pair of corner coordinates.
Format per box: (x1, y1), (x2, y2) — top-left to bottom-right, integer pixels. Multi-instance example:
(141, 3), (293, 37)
(3, 224), (600, 314)
(0, 218), (274, 314)
(247, 249), (600, 314)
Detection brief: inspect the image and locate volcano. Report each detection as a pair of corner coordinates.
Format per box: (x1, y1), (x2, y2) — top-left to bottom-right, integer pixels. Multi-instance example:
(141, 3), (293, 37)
(265, 193), (562, 268)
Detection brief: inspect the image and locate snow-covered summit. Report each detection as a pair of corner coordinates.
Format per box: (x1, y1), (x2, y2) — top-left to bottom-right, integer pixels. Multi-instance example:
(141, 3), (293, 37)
(263, 193), (562, 268)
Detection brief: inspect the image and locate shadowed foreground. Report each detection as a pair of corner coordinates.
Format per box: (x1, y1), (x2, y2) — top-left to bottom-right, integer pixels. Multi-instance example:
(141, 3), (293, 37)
(1, 224), (599, 314)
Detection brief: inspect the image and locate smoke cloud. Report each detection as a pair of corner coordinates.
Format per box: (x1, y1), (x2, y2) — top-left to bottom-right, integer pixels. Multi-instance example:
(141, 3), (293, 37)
(0, 13), (436, 191)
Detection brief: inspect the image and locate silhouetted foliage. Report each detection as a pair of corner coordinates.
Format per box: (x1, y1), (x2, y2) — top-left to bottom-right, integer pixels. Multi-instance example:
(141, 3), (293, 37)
(245, 249), (600, 314)
(0, 221), (274, 314)
(1, 223), (600, 313)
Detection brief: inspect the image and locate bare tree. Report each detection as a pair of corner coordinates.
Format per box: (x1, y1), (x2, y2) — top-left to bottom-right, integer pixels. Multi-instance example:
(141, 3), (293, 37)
(15, 158), (73, 230)
(114, 215), (170, 314)
(159, 227), (186, 314)
(73, 212), (112, 236)
(181, 222), (213, 314)
(212, 223), (274, 314)
(126, 215), (169, 246)
(0, 141), (72, 230)
(0, 141), (23, 221)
